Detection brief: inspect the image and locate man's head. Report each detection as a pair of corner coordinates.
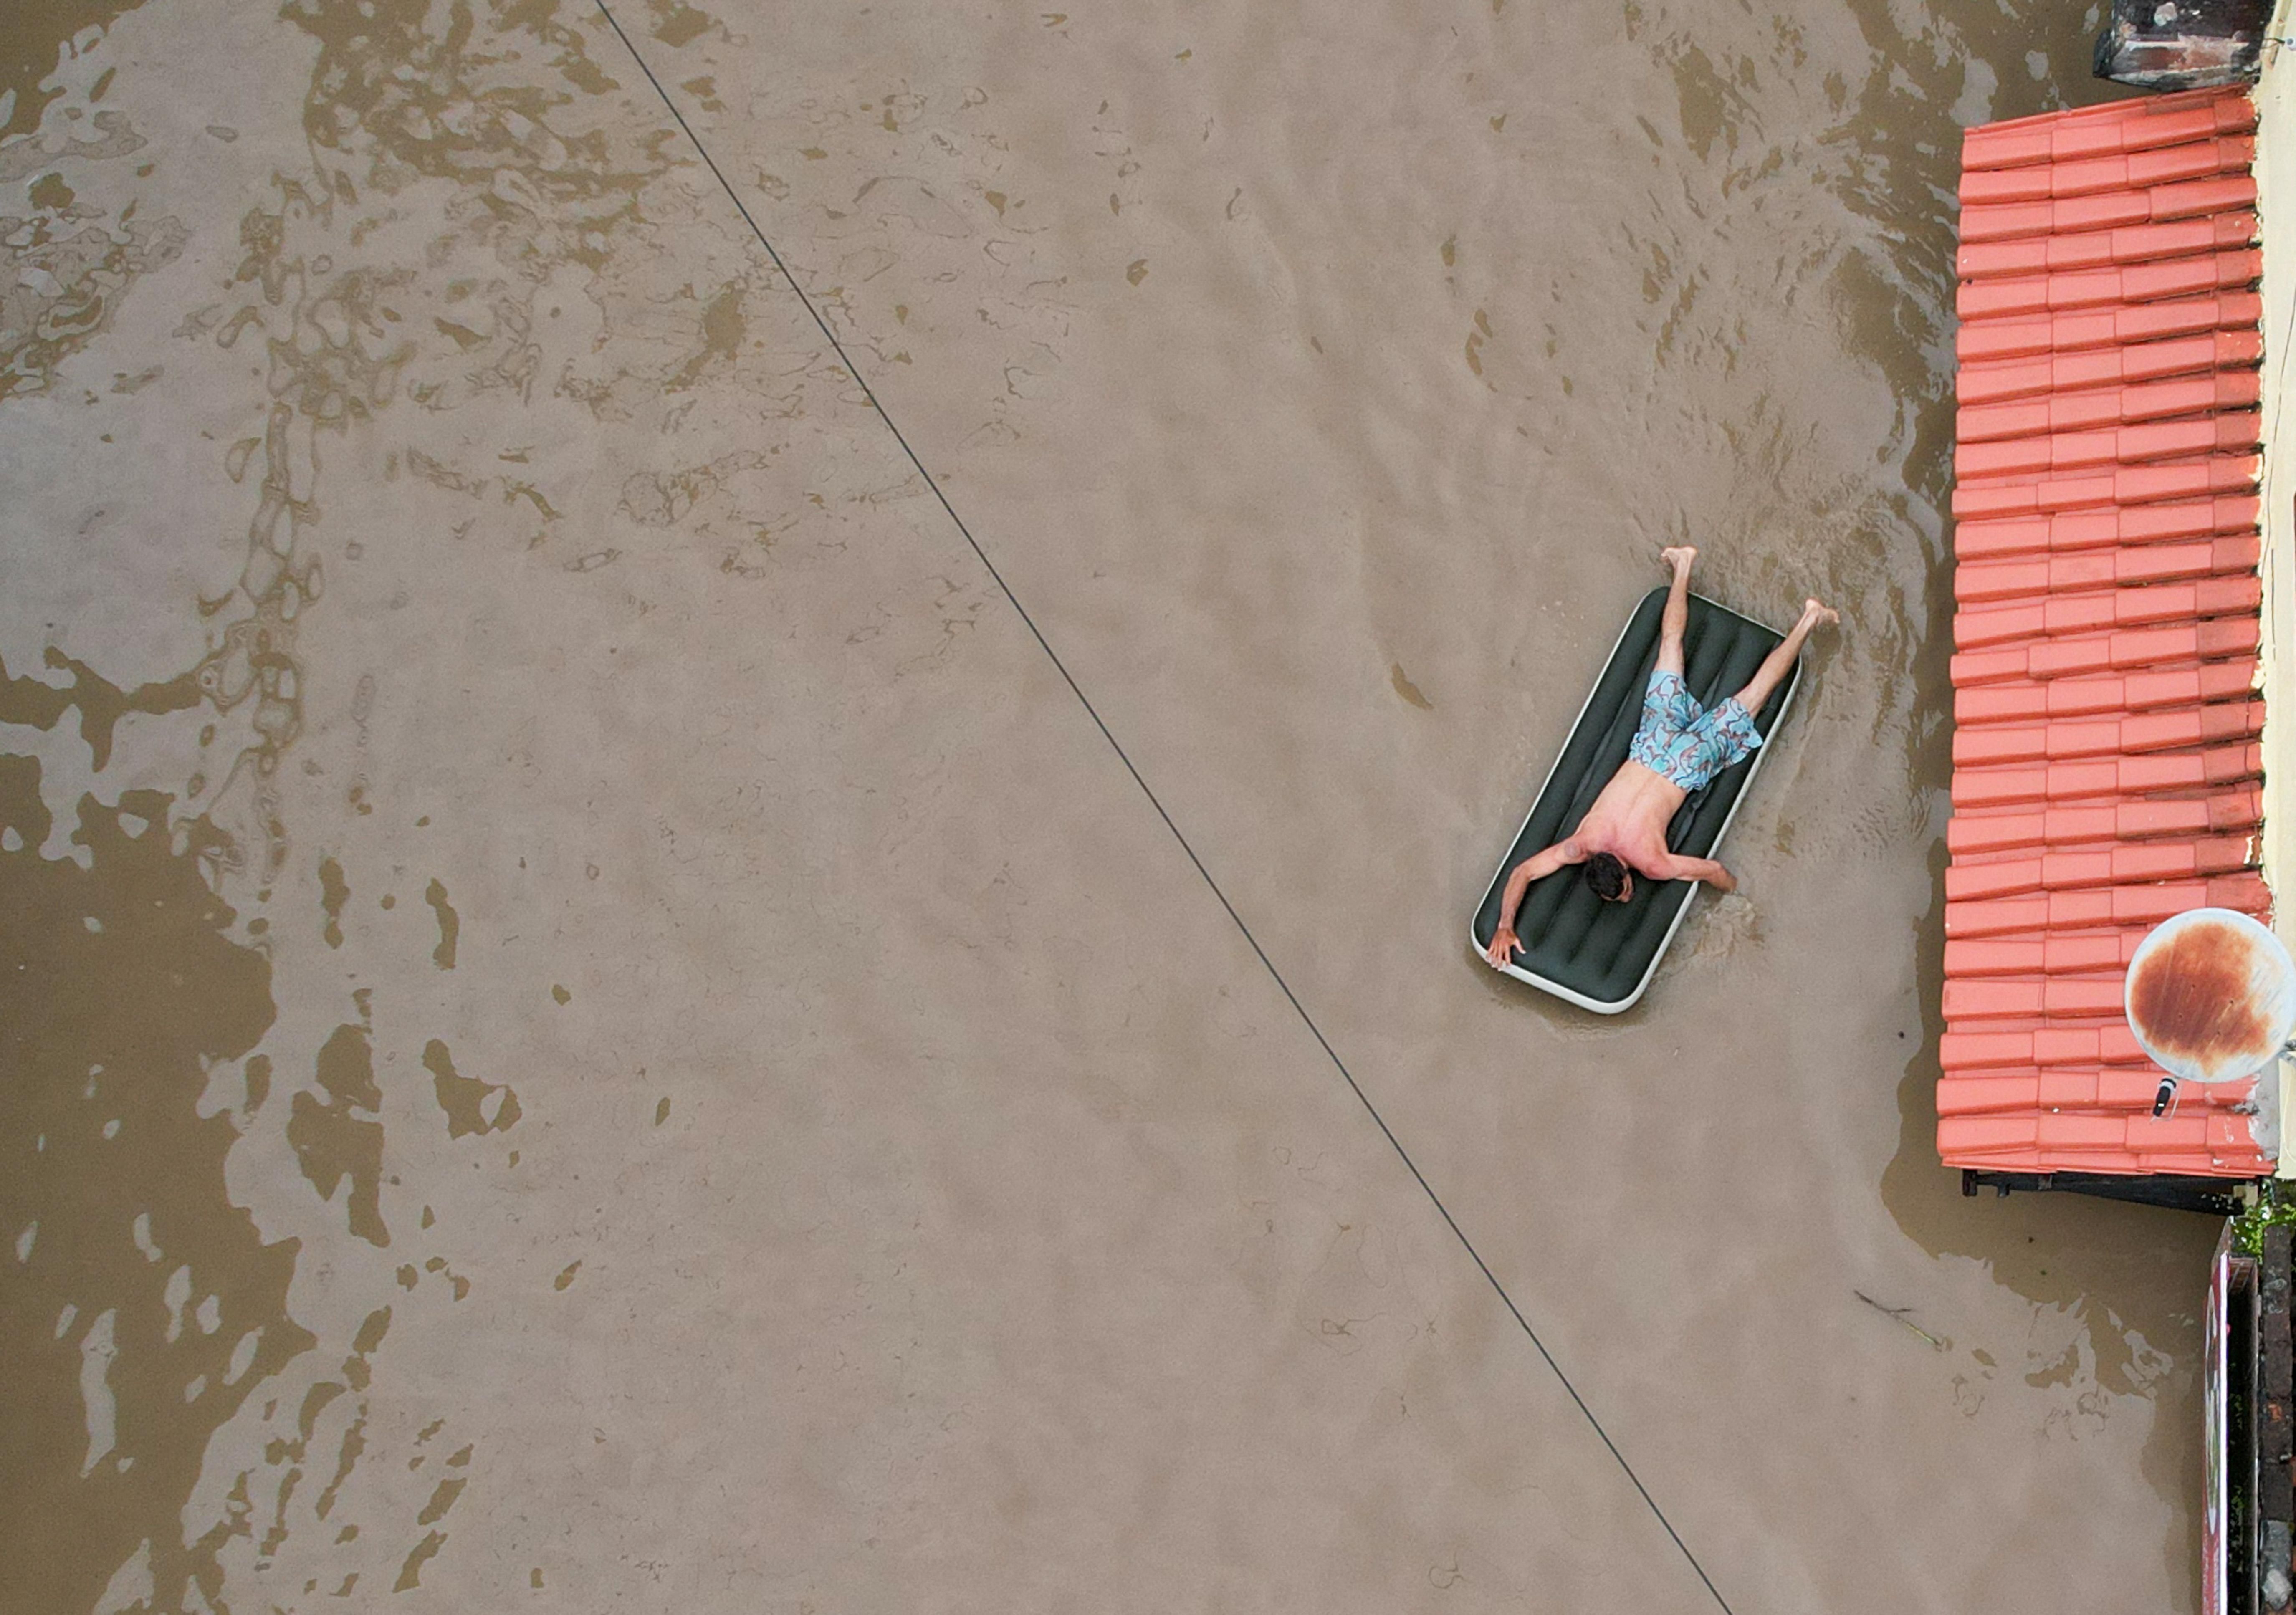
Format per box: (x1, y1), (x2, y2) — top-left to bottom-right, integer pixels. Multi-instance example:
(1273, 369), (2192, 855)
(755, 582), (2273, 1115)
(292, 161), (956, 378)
(1583, 852), (1633, 904)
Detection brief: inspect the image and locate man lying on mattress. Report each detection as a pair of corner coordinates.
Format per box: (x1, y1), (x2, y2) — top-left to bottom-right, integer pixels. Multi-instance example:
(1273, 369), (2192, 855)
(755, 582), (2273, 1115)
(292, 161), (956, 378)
(1482, 547), (1835, 969)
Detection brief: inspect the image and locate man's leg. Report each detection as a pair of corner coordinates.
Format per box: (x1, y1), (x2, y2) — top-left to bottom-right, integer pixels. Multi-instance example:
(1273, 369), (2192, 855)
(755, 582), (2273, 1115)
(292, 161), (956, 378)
(1656, 546), (1697, 674)
(1731, 597), (1838, 714)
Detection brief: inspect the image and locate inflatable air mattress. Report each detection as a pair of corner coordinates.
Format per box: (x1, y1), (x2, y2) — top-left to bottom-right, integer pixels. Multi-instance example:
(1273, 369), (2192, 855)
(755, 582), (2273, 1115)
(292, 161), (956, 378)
(1470, 586), (1801, 1013)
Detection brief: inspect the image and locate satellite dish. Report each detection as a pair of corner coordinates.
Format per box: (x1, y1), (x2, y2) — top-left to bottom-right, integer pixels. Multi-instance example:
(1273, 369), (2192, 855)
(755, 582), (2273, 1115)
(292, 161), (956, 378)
(2126, 907), (2296, 1116)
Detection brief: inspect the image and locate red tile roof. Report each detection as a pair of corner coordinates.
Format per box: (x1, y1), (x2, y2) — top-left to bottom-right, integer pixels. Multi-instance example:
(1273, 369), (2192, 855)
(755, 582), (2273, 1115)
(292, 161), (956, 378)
(1943, 86), (2272, 1179)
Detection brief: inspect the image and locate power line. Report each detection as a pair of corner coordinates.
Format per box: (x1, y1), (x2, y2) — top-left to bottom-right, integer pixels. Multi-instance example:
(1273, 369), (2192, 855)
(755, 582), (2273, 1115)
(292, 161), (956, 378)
(592, 10), (1735, 1608)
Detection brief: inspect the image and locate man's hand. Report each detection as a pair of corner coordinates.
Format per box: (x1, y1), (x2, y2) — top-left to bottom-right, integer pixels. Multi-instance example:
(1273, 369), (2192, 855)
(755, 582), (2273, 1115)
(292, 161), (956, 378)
(1482, 839), (1580, 973)
(1661, 853), (1735, 892)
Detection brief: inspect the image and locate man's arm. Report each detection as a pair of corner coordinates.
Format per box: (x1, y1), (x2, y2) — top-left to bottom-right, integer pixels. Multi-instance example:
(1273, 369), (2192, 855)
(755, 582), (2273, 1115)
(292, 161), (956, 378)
(1482, 839), (1584, 966)
(1653, 852), (1735, 893)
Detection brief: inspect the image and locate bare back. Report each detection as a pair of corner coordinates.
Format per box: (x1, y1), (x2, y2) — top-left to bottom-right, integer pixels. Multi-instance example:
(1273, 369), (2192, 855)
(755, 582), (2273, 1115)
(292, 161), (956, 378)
(1569, 759), (1687, 876)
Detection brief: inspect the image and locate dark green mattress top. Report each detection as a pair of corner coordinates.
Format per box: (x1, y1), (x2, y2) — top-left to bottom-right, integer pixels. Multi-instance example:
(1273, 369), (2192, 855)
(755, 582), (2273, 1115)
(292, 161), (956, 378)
(1471, 586), (1798, 1011)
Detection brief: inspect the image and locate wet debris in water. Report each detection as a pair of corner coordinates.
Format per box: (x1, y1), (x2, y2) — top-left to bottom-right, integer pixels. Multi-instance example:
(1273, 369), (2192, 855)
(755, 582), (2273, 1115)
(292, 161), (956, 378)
(1856, 1289), (1946, 1350)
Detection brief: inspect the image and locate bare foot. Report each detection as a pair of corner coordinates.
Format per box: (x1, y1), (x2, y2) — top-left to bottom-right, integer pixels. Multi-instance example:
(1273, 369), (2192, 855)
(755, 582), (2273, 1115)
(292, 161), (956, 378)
(1661, 545), (1697, 574)
(1802, 598), (1839, 629)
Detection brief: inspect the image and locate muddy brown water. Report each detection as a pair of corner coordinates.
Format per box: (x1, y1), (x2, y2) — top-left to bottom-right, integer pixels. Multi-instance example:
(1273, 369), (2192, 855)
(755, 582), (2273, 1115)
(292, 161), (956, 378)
(0, 0), (2235, 1609)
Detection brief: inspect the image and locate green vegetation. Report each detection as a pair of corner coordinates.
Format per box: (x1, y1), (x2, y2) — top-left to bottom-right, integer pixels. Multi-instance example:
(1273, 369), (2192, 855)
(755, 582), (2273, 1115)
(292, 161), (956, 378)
(2230, 1180), (2296, 1256)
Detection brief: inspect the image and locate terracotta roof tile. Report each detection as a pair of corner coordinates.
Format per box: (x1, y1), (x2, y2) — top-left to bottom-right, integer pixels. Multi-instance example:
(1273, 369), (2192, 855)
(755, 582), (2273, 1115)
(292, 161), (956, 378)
(1938, 1112), (2267, 1168)
(1957, 329), (2262, 404)
(1952, 409), (2261, 478)
(1945, 928), (2154, 976)
(1947, 743), (2262, 809)
(1950, 453), (2257, 519)
(1944, 973), (2150, 1021)
(1954, 496), (2260, 559)
(1953, 536), (2258, 599)
(1959, 137), (2253, 205)
(1955, 663), (2259, 728)
(1951, 574), (2260, 648)
(1956, 291), (2262, 360)
(1949, 617), (2259, 684)
(1957, 211), (2258, 281)
(1943, 872), (2268, 939)
(1972, 85), (2250, 134)
(1942, 787), (2261, 853)
(1960, 174), (2257, 243)
(1945, 91), (2271, 1178)
(1942, 1019), (2162, 1070)
(1936, 1071), (2258, 1118)
(1962, 87), (2253, 169)
(1956, 248), (2259, 319)
(1948, 702), (2263, 766)
(1942, 836), (2255, 901)
(1957, 370), (2260, 444)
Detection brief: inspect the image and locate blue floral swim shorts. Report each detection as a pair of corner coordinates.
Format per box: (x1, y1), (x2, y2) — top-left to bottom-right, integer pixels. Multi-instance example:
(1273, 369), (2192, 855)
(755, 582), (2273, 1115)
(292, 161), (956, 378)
(1627, 669), (1762, 792)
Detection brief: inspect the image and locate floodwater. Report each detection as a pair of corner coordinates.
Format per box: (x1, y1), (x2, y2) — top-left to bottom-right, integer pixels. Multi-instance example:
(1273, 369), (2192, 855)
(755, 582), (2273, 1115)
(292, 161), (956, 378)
(0, 0), (2228, 1610)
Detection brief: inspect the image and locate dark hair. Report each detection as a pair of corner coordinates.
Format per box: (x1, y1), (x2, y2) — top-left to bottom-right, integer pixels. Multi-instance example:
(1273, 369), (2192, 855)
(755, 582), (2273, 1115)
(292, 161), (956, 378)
(1583, 852), (1630, 902)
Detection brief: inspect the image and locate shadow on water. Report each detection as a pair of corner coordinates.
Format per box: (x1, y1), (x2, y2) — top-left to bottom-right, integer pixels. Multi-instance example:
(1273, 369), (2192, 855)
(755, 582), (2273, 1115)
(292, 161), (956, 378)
(1883, 825), (2223, 1580)
(1593, 0), (2244, 1587)
(0, 0), (147, 144)
(1, 0), (664, 1599)
(0, 756), (312, 1615)
(1824, 0), (2228, 1583)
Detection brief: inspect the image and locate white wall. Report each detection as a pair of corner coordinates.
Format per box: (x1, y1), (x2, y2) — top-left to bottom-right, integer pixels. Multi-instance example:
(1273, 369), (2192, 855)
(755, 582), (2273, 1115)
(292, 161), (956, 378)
(2251, 15), (2295, 1169)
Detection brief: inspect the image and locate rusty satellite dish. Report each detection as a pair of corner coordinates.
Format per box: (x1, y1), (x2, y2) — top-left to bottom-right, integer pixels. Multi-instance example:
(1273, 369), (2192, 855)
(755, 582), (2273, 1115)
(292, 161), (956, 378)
(2126, 907), (2296, 1115)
